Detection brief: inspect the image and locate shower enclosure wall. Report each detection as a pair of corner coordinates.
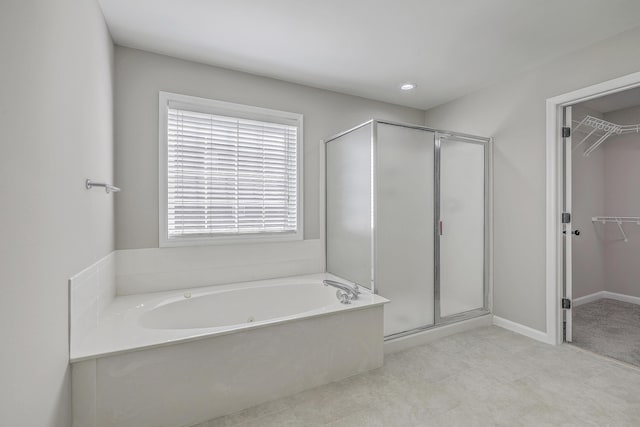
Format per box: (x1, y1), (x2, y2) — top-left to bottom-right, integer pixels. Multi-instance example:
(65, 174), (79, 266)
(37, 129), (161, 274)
(325, 120), (491, 339)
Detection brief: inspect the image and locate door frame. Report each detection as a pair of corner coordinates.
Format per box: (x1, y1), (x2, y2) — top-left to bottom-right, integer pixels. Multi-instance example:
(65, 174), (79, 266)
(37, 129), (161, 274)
(546, 71), (640, 345)
(563, 105), (573, 342)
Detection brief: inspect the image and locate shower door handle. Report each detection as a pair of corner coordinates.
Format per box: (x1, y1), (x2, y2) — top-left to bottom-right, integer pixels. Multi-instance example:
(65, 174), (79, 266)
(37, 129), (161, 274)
(439, 220), (443, 236)
(563, 229), (581, 236)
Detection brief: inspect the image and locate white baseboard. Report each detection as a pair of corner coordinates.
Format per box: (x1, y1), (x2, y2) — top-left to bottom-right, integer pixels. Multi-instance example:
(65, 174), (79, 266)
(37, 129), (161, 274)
(493, 316), (552, 344)
(573, 291), (607, 307)
(574, 290), (640, 307)
(606, 291), (640, 305)
(383, 315), (493, 355)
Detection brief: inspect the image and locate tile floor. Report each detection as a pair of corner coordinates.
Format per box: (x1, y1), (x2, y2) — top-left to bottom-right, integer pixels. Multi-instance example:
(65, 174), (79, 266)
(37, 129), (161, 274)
(573, 298), (640, 367)
(194, 326), (640, 427)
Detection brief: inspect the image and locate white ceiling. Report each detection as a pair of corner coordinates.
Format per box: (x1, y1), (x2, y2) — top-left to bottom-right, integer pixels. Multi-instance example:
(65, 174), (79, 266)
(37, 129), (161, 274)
(581, 86), (640, 113)
(98, 0), (640, 110)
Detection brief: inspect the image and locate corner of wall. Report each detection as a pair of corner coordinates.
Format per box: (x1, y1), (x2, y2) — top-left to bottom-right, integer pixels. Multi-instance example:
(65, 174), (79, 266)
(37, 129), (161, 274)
(69, 252), (116, 359)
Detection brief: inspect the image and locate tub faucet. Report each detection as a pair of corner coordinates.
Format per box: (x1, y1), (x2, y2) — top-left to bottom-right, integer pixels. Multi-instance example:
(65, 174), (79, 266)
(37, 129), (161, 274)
(323, 279), (360, 304)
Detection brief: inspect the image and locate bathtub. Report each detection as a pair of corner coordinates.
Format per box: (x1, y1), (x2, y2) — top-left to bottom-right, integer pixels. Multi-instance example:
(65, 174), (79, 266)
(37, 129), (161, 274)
(70, 273), (388, 427)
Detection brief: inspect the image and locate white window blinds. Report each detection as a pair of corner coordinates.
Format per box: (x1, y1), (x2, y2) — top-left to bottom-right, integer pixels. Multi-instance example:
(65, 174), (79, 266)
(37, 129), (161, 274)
(167, 106), (298, 240)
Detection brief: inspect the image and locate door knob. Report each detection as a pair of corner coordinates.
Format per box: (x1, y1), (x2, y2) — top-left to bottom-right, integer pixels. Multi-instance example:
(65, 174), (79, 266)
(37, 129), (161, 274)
(563, 230), (580, 236)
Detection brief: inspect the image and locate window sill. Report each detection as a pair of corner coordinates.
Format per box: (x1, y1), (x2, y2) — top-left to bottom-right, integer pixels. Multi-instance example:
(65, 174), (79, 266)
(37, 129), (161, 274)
(159, 231), (303, 248)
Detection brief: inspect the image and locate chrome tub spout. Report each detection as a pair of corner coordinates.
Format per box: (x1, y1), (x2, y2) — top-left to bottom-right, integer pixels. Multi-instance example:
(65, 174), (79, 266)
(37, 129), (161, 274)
(323, 279), (359, 304)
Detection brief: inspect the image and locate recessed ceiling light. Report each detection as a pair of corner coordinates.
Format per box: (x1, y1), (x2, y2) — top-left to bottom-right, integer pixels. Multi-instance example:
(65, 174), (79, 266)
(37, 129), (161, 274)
(400, 83), (416, 91)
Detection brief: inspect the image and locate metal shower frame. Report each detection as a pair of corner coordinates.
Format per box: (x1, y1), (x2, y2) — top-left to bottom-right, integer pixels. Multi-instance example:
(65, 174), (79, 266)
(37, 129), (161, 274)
(324, 119), (493, 339)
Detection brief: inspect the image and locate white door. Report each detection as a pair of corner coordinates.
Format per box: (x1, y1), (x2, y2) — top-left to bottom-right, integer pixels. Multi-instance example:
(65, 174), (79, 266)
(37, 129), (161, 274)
(563, 106), (573, 342)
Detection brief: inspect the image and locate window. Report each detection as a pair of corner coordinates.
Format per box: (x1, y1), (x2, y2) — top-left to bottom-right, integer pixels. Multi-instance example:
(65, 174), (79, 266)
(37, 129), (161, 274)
(159, 92), (303, 246)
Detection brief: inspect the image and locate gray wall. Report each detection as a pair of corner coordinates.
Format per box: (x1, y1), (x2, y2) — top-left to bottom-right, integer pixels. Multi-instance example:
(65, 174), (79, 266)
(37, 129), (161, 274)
(602, 105), (640, 298)
(114, 46), (425, 249)
(571, 105), (606, 299)
(424, 27), (640, 332)
(0, 1), (114, 425)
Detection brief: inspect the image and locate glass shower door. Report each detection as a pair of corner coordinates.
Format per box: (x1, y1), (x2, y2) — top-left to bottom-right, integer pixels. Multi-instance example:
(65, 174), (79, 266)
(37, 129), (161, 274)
(376, 124), (435, 336)
(436, 134), (488, 320)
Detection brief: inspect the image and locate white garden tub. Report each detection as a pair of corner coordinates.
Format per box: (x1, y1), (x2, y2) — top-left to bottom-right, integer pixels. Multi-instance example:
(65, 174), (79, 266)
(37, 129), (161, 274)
(70, 273), (388, 427)
(141, 280), (358, 329)
(71, 273), (386, 361)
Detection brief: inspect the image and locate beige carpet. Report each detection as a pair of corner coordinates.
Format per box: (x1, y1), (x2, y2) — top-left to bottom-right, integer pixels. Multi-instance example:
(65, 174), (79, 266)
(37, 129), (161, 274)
(572, 298), (640, 367)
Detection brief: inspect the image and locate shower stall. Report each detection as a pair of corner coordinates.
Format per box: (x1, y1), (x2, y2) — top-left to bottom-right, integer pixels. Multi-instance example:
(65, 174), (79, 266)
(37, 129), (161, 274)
(325, 120), (491, 339)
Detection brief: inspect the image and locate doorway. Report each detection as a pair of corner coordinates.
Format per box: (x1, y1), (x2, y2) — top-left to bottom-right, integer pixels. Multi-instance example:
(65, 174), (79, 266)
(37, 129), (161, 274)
(548, 72), (640, 366)
(563, 92), (640, 365)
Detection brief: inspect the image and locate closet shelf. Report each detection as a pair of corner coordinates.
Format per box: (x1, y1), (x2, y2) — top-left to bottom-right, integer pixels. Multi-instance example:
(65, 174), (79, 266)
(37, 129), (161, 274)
(573, 116), (640, 156)
(591, 216), (640, 242)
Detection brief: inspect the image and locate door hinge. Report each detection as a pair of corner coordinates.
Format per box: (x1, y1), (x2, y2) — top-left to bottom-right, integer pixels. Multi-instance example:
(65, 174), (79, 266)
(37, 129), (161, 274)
(562, 127), (571, 138)
(562, 212), (571, 224)
(562, 298), (571, 309)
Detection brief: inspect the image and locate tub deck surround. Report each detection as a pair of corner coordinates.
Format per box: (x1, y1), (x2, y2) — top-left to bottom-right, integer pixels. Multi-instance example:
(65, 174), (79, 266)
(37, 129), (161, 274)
(70, 274), (387, 427)
(69, 252), (116, 352)
(114, 238), (324, 296)
(70, 273), (388, 362)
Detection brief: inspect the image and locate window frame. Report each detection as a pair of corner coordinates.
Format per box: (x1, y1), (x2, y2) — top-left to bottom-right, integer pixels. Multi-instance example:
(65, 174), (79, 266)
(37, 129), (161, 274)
(158, 91), (304, 247)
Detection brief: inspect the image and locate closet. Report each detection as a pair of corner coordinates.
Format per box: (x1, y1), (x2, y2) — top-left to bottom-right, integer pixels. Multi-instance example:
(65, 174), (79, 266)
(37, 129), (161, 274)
(564, 87), (640, 366)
